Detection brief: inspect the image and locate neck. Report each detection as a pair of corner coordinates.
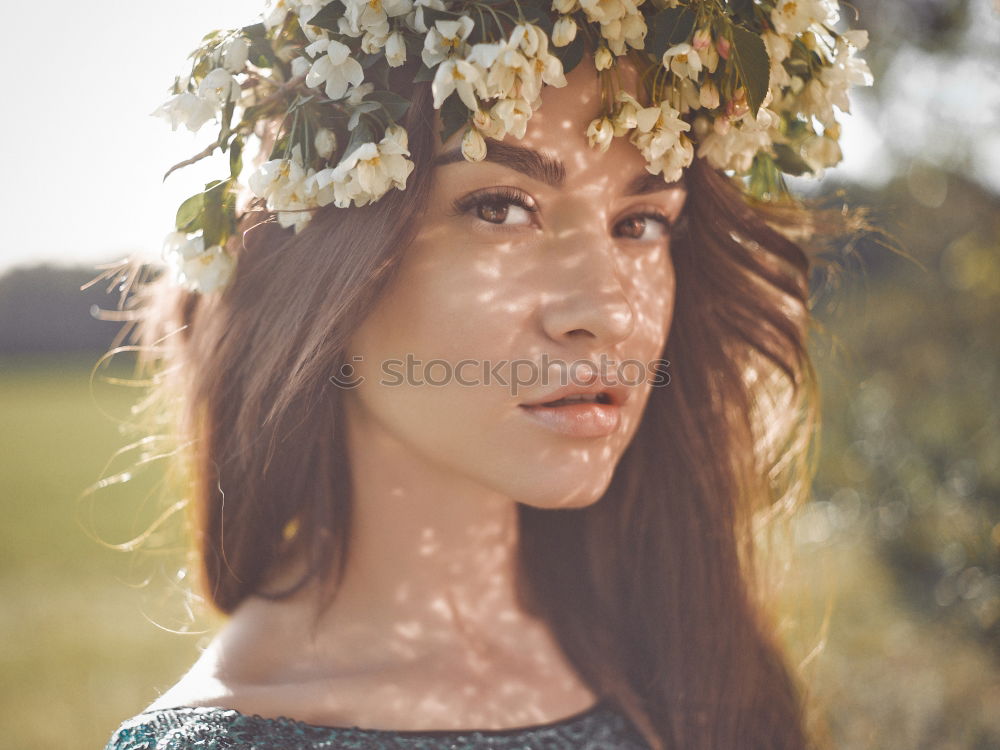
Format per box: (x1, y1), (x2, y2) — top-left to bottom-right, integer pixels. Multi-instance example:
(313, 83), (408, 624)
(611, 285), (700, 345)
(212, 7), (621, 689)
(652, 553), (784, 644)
(232, 392), (551, 677)
(190, 393), (600, 728)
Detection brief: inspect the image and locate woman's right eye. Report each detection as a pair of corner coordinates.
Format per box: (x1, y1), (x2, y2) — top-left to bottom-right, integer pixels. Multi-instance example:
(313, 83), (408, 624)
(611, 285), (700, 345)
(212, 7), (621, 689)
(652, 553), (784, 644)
(452, 188), (538, 228)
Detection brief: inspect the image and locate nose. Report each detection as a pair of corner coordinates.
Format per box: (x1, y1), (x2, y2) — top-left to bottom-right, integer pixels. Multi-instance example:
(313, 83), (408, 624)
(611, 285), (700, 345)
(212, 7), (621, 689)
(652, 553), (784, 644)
(537, 231), (636, 349)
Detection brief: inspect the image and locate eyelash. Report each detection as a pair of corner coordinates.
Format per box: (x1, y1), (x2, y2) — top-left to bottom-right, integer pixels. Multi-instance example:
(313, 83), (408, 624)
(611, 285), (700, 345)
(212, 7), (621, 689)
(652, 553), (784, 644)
(450, 187), (674, 238)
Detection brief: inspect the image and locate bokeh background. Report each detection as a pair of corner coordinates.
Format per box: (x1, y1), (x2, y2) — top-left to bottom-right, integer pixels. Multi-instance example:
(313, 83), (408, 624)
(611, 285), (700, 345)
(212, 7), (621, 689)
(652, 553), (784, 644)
(2, 1), (998, 748)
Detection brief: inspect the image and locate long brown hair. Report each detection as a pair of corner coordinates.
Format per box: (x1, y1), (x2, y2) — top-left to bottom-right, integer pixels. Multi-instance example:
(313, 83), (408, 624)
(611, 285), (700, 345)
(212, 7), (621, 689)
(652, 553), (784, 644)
(105, 54), (835, 750)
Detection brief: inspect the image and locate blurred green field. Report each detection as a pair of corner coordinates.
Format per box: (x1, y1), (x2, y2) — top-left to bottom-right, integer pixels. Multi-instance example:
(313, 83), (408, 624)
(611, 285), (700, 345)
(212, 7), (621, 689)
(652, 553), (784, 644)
(0, 355), (208, 750)
(1, 339), (997, 748)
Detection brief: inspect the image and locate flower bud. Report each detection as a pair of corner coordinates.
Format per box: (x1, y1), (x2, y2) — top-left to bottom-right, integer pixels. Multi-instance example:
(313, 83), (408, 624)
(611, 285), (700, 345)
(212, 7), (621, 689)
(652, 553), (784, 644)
(222, 36), (251, 73)
(552, 16), (578, 47)
(461, 127), (487, 161)
(386, 31), (407, 67)
(314, 128), (338, 160)
(716, 36), (731, 60)
(594, 46), (614, 71)
(699, 80), (720, 109)
(585, 117), (614, 152)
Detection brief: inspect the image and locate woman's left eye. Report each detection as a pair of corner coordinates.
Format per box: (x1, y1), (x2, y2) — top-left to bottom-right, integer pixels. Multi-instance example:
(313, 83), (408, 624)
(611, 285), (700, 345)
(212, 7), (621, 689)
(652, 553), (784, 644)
(614, 213), (672, 241)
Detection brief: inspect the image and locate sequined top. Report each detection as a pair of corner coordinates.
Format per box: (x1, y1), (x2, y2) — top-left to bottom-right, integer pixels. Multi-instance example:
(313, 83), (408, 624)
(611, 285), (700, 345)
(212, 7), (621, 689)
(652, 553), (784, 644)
(103, 699), (651, 749)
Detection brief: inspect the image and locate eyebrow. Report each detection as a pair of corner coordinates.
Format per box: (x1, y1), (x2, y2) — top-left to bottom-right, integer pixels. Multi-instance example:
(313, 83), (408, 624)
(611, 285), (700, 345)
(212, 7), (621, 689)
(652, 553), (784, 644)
(431, 137), (685, 195)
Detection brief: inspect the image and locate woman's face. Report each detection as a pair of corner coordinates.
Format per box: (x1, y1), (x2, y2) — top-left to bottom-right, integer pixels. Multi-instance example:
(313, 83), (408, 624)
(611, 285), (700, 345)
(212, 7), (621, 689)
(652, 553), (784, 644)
(344, 58), (685, 509)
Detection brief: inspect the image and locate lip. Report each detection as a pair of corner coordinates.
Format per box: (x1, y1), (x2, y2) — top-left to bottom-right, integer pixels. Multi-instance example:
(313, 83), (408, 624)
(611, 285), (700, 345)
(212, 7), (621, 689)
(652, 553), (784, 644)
(519, 380), (631, 408)
(518, 401), (622, 438)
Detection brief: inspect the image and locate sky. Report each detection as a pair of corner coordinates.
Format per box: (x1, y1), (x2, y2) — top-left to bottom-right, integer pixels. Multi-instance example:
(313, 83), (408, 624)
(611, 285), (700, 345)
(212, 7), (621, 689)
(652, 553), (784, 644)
(1, 1), (256, 274)
(0, 1), (912, 276)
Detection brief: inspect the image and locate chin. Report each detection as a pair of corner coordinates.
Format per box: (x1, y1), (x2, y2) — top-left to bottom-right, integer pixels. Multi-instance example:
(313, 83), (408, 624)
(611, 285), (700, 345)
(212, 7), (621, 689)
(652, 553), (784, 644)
(503, 472), (614, 511)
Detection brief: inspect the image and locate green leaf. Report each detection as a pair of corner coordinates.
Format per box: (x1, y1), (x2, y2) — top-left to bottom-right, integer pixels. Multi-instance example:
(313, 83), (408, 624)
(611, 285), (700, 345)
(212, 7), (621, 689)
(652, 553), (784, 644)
(517, 0), (555, 35)
(269, 134), (290, 161)
(367, 90), (411, 123)
(413, 63), (437, 82)
(240, 22), (266, 39)
(201, 180), (230, 248)
(553, 32), (585, 75)
(649, 8), (696, 59)
(229, 139), (243, 179)
(219, 97), (236, 145)
(727, 0), (755, 25)
(730, 25), (770, 117)
(772, 143), (813, 176)
(439, 94), (469, 145)
(307, 4), (344, 32)
(359, 51), (382, 70)
(242, 23), (276, 68)
(339, 120), (376, 167)
(175, 193), (204, 233)
(421, 7), (456, 29)
(348, 101), (382, 131)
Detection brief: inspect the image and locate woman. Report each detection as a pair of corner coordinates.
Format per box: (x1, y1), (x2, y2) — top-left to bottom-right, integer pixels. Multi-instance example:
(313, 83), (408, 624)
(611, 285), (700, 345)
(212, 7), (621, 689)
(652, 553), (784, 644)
(102, 1), (870, 748)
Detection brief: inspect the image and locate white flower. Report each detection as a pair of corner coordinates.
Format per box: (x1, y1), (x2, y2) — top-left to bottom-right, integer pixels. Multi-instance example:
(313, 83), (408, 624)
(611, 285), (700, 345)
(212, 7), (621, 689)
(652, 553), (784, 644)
(152, 91), (216, 132)
(691, 29), (719, 74)
(490, 96), (532, 139)
(322, 124), (415, 207)
(406, 0), (447, 34)
(763, 31), (793, 90)
(697, 108), (779, 173)
(586, 117), (615, 152)
(579, 0), (646, 55)
(662, 43), (702, 81)
(304, 39), (365, 100)
(386, 31), (407, 66)
(461, 127), (487, 161)
(361, 29), (390, 54)
(263, 0), (292, 29)
(221, 36), (251, 73)
(248, 147), (318, 230)
(346, 80), (375, 106)
(594, 46), (614, 70)
(699, 80), (720, 109)
(431, 57), (488, 110)
(627, 100), (694, 182)
(421, 17), (475, 67)
(770, 0), (839, 37)
(801, 133), (842, 172)
(819, 30), (873, 113)
(291, 54), (311, 78)
(552, 16), (578, 47)
(611, 90), (641, 136)
(642, 132), (694, 184)
(198, 68), (241, 106)
(315, 128), (338, 159)
(161, 232), (234, 294)
(472, 106), (507, 139)
(340, 0), (412, 39)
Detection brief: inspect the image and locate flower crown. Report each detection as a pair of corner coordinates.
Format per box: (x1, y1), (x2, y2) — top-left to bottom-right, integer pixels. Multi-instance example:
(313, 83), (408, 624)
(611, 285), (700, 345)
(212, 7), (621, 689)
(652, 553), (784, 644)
(155, 0), (872, 293)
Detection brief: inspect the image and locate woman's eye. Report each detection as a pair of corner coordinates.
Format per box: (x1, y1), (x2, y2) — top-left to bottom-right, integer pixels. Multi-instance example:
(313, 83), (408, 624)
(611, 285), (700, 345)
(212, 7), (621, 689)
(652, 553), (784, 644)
(453, 189), (537, 228)
(615, 214), (672, 241)
(474, 199), (534, 226)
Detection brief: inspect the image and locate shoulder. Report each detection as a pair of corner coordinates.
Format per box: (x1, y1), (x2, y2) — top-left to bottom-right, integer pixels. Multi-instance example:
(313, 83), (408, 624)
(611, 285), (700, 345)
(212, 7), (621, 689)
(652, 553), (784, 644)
(102, 706), (348, 750)
(102, 707), (232, 750)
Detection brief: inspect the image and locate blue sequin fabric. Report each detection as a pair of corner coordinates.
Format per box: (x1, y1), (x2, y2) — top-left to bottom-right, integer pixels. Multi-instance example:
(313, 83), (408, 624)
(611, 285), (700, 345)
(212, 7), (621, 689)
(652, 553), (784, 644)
(103, 700), (652, 749)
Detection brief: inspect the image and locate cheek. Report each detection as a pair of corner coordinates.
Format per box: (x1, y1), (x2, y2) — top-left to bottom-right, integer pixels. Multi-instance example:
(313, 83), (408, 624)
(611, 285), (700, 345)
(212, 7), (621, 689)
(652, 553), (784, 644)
(621, 243), (677, 363)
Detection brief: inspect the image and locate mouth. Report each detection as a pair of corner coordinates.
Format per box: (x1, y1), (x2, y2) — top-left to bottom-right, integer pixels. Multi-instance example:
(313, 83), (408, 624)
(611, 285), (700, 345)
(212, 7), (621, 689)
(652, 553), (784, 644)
(518, 393), (622, 438)
(530, 392), (614, 408)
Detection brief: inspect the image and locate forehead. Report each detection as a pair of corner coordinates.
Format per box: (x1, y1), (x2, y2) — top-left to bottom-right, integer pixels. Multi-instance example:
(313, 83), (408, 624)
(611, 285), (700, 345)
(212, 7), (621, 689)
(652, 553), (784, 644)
(432, 57), (678, 195)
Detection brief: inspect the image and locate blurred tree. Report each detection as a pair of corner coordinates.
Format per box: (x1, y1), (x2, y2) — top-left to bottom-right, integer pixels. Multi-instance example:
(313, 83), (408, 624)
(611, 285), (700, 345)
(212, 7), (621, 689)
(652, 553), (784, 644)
(0, 264), (126, 355)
